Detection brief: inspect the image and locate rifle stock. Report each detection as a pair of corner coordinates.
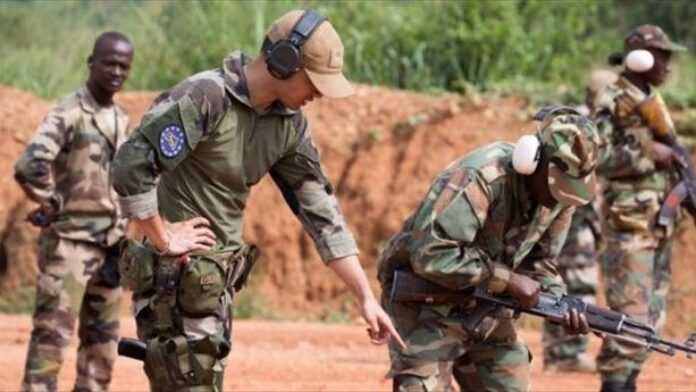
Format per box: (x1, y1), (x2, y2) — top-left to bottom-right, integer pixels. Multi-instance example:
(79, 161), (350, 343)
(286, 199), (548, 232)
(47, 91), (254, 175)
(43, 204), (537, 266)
(637, 95), (696, 224)
(118, 337), (147, 361)
(390, 270), (696, 358)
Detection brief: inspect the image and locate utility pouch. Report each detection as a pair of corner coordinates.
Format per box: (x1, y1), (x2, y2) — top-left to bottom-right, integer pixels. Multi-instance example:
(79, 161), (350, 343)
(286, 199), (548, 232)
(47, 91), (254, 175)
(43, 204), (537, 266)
(451, 302), (513, 343)
(178, 255), (227, 317)
(227, 245), (259, 293)
(608, 190), (660, 232)
(118, 239), (156, 295)
(144, 335), (215, 389)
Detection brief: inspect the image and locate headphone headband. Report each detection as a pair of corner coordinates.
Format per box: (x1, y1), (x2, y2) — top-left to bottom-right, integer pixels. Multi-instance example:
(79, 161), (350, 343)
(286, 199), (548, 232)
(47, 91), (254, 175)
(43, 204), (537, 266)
(263, 10), (326, 80)
(288, 10), (326, 47)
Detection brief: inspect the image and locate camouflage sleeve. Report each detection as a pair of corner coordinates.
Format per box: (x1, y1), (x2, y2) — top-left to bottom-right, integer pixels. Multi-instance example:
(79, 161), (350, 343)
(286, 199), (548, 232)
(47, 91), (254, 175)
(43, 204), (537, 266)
(407, 169), (510, 292)
(593, 88), (657, 178)
(595, 120), (656, 179)
(14, 104), (74, 208)
(270, 114), (358, 263)
(524, 205), (574, 296)
(112, 85), (222, 219)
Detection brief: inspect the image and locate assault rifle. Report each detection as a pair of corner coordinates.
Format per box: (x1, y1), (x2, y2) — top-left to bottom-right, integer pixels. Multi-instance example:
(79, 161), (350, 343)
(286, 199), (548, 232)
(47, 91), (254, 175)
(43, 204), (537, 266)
(637, 95), (696, 225)
(118, 337), (147, 361)
(390, 270), (696, 358)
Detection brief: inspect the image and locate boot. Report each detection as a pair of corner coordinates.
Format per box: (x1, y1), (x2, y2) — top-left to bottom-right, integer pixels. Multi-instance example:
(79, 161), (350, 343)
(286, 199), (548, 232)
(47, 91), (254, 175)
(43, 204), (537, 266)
(600, 381), (628, 392)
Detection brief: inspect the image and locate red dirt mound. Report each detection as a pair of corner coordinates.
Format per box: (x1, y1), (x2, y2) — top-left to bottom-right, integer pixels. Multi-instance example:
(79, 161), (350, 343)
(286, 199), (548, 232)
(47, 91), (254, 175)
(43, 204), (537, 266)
(1, 85), (695, 337)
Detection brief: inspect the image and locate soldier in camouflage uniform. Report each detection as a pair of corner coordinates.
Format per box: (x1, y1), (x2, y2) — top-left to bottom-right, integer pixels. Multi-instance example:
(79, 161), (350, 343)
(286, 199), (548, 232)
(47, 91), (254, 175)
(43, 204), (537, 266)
(377, 107), (600, 392)
(111, 10), (403, 392)
(542, 204), (601, 372)
(14, 32), (134, 392)
(590, 25), (687, 392)
(542, 70), (618, 373)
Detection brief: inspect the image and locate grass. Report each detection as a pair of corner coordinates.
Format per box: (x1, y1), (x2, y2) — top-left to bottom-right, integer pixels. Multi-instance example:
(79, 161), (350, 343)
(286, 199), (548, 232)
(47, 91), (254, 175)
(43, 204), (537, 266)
(0, 0), (694, 108)
(233, 287), (280, 320)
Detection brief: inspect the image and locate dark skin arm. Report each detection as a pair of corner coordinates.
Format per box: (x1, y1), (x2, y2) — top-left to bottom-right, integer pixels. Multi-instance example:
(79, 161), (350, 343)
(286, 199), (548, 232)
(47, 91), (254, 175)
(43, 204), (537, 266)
(516, 157), (590, 334)
(506, 271), (589, 335)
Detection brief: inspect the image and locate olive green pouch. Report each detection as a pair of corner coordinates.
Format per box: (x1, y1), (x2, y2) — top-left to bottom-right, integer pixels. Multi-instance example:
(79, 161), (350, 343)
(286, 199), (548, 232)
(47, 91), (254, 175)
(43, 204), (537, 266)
(608, 190), (660, 231)
(178, 255), (227, 316)
(119, 239), (156, 295)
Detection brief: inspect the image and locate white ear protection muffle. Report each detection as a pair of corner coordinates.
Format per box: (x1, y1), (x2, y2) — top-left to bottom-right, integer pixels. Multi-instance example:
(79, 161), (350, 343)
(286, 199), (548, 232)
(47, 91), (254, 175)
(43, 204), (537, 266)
(512, 134), (541, 175)
(625, 49), (654, 73)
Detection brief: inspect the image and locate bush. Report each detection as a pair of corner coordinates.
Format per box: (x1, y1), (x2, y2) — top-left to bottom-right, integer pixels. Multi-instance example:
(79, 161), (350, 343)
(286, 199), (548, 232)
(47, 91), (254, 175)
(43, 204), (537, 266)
(0, 0), (694, 107)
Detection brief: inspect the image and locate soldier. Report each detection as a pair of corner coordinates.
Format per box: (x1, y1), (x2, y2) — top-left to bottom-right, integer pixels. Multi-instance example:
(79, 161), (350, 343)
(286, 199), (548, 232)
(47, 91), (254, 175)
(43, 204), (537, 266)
(541, 204), (601, 372)
(590, 25), (687, 392)
(541, 69), (618, 373)
(377, 107), (600, 392)
(111, 10), (403, 391)
(14, 32), (134, 392)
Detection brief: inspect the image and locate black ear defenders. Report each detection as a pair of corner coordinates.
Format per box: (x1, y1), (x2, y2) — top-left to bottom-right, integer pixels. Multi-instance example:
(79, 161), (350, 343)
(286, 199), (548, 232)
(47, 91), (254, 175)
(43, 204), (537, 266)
(262, 10), (326, 80)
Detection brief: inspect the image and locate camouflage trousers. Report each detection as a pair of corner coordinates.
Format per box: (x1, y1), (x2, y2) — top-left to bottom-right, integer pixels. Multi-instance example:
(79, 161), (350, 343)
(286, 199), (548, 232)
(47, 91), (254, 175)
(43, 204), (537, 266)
(22, 231), (122, 392)
(542, 220), (598, 365)
(126, 250), (239, 392)
(384, 295), (530, 392)
(596, 229), (672, 384)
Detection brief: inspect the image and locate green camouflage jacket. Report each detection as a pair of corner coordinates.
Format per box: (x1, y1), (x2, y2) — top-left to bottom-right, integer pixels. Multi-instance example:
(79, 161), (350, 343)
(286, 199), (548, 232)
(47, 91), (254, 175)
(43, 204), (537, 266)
(378, 142), (572, 296)
(15, 86), (128, 245)
(592, 76), (676, 193)
(591, 76), (680, 233)
(112, 51), (357, 261)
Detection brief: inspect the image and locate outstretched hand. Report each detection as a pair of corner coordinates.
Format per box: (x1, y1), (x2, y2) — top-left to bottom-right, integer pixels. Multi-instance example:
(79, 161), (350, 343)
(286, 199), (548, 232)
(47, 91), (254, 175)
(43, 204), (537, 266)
(361, 297), (407, 350)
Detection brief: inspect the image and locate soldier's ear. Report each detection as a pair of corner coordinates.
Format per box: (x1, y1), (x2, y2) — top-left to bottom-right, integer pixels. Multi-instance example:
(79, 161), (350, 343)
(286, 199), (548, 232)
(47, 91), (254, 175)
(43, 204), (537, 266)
(87, 55), (94, 68)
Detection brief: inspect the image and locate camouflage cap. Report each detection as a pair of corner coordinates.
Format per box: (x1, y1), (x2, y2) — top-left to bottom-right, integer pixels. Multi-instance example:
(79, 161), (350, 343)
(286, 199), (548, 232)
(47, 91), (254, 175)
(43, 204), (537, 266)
(266, 10), (353, 98)
(535, 106), (600, 207)
(625, 25), (687, 52)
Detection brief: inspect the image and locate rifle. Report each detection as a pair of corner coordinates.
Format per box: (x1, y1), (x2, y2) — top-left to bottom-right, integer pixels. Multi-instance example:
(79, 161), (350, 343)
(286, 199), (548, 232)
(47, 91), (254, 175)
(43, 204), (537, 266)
(118, 337), (147, 361)
(637, 94), (696, 225)
(390, 270), (696, 358)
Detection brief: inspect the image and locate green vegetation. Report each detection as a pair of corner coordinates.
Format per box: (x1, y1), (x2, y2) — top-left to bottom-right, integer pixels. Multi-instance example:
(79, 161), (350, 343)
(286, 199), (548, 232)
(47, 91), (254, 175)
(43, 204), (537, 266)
(233, 286), (284, 320)
(0, 286), (35, 314)
(1, 0), (695, 106)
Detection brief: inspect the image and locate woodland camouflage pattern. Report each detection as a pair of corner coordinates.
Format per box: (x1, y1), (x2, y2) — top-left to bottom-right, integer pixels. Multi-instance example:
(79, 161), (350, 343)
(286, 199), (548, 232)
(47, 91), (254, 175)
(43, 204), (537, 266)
(15, 86), (128, 245)
(112, 51), (358, 391)
(542, 204), (601, 366)
(15, 86), (127, 392)
(377, 113), (599, 391)
(591, 74), (679, 385)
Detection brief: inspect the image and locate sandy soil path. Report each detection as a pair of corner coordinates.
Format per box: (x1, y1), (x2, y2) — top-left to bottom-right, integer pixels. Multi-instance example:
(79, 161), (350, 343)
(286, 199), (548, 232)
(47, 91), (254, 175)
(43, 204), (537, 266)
(0, 314), (694, 392)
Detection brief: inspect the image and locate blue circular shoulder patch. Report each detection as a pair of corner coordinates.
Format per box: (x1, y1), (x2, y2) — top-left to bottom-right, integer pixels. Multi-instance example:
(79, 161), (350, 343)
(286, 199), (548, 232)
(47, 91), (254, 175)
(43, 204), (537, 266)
(159, 125), (185, 158)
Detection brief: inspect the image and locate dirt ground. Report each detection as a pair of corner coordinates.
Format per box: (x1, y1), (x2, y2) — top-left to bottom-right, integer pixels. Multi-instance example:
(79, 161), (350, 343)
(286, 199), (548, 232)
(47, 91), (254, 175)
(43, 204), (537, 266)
(1, 83), (696, 390)
(0, 313), (694, 392)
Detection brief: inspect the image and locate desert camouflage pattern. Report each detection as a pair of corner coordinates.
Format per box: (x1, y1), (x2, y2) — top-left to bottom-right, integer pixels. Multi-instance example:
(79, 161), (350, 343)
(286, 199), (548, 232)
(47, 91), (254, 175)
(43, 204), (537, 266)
(542, 204), (601, 365)
(378, 141), (578, 392)
(112, 50), (356, 261)
(591, 75), (679, 384)
(15, 86), (127, 392)
(15, 86), (128, 246)
(112, 51), (358, 390)
(22, 231), (121, 392)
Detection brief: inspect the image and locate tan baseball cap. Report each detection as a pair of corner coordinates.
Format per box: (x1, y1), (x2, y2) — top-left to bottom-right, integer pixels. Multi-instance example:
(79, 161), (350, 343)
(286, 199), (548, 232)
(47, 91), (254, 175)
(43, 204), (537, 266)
(266, 10), (354, 98)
